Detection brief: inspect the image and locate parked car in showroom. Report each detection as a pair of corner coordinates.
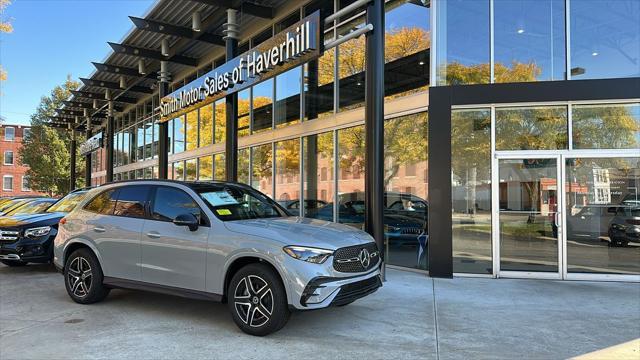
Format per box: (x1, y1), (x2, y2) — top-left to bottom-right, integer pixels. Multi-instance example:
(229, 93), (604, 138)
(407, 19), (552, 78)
(308, 191), (428, 247)
(53, 180), (382, 336)
(0, 189), (89, 266)
(608, 206), (640, 247)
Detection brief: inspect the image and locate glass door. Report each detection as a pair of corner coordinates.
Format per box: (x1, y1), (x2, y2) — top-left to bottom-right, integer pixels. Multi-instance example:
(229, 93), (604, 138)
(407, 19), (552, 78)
(496, 156), (562, 278)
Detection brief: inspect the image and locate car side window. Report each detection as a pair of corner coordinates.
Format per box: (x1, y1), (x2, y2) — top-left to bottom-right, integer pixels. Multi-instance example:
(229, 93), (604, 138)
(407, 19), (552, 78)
(151, 186), (203, 223)
(113, 186), (150, 218)
(84, 189), (118, 215)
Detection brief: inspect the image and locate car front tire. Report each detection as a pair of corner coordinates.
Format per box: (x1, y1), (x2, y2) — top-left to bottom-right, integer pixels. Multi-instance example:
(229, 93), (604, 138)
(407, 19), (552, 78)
(227, 263), (290, 336)
(64, 248), (110, 304)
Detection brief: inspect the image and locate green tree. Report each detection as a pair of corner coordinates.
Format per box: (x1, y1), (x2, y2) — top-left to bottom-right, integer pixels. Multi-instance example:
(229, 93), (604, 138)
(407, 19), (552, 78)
(20, 77), (85, 195)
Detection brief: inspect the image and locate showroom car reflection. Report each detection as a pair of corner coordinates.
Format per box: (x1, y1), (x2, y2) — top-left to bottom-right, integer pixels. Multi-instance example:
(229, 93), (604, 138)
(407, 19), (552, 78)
(307, 192), (428, 247)
(608, 206), (640, 247)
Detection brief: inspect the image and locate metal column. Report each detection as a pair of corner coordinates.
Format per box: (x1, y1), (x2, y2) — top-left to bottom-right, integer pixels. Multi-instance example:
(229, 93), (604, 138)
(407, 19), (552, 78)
(364, 0), (385, 267)
(85, 127), (92, 187)
(106, 101), (115, 182)
(69, 128), (77, 190)
(158, 60), (170, 179)
(224, 9), (239, 182)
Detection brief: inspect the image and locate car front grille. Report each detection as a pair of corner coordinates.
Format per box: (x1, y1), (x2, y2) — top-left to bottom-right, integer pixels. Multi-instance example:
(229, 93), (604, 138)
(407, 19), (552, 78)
(401, 227), (423, 235)
(331, 275), (382, 306)
(333, 242), (380, 273)
(0, 230), (19, 243)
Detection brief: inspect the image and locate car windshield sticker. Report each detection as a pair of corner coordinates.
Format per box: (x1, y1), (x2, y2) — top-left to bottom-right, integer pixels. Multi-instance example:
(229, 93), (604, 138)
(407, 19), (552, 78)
(202, 191), (239, 206)
(216, 209), (232, 216)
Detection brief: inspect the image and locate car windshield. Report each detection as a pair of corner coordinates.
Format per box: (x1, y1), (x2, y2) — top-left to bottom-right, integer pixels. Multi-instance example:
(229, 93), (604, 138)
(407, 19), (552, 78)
(195, 185), (285, 221)
(5, 199), (55, 216)
(46, 191), (88, 213)
(0, 199), (31, 214)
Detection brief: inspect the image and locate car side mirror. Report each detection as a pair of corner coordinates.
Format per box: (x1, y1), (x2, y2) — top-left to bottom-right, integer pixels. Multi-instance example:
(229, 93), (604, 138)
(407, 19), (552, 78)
(173, 213), (199, 231)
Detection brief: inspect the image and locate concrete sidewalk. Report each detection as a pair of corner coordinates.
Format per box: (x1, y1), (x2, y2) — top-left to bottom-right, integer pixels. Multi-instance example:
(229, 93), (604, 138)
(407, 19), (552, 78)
(0, 263), (638, 359)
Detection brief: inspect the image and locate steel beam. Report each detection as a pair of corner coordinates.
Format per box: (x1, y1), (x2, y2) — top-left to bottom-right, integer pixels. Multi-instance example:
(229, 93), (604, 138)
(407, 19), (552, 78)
(85, 128), (92, 187)
(224, 9), (238, 182)
(106, 102), (115, 182)
(80, 78), (154, 94)
(157, 68), (170, 180)
(364, 0), (385, 273)
(71, 90), (139, 104)
(129, 16), (225, 46)
(92, 62), (146, 78)
(70, 130), (77, 190)
(108, 42), (198, 67)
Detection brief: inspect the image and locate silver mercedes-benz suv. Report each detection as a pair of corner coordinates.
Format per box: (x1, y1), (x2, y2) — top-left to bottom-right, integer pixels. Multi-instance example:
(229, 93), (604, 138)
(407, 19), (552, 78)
(53, 180), (382, 336)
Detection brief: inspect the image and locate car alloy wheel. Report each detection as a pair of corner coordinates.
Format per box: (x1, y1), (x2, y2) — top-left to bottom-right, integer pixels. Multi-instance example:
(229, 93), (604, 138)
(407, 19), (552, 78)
(233, 275), (274, 328)
(67, 256), (92, 298)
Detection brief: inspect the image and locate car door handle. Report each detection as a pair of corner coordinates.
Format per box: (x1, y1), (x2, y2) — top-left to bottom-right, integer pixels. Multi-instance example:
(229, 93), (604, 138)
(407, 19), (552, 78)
(93, 227), (106, 233)
(146, 232), (162, 239)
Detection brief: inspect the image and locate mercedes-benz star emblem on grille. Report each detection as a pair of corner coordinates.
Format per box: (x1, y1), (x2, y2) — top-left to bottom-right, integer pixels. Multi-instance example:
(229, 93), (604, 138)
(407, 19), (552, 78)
(358, 248), (370, 268)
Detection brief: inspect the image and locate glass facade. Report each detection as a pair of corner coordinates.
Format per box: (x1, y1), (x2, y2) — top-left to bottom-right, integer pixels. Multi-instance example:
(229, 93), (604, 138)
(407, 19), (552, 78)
(451, 109), (492, 274)
(435, 0), (640, 84)
(100, 0), (638, 280)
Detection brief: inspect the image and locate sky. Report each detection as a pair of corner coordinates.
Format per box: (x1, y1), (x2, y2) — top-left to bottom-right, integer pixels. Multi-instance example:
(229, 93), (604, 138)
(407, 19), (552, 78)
(0, 0), (156, 126)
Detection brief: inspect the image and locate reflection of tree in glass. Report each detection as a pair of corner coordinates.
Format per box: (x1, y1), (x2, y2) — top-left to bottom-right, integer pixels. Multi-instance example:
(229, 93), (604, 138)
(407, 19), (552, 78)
(573, 104), (639, 150)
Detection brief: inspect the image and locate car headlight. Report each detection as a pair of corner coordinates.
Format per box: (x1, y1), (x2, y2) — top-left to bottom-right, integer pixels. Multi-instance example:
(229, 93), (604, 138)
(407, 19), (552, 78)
(24, 226), (51, 238)
(283, 246), (333, 264)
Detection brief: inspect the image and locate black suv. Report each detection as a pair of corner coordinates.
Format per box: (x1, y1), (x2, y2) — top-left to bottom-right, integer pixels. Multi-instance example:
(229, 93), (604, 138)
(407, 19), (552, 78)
(0, 189), (89, 267)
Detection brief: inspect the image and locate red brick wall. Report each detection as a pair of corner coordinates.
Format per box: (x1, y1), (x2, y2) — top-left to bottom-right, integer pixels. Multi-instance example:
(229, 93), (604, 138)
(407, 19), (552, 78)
(0, 125), (48, 197)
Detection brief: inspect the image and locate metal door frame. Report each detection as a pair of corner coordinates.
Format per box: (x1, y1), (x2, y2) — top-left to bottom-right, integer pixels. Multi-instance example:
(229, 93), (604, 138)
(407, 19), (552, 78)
(493, 153), (564, 280)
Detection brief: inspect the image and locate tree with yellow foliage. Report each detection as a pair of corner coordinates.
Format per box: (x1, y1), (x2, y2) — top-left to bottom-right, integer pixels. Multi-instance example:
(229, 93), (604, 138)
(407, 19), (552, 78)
(0, 0), (13, 82)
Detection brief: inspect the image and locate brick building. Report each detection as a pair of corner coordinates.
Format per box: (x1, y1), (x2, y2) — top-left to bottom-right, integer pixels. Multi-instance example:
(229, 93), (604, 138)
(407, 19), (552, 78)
(0, 124), (46, 197)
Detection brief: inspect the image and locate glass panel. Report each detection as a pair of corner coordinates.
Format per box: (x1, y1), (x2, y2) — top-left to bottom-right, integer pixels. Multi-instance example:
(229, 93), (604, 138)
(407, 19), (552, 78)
(214, 99), (226, 144)
(570, 0), (640, 79)
(275, 139), (300, 208)
(198, 156), (213, 180)
(572, 103), (640, 150)
(494, 0), (565, 82)
(303, 132), (334, 219)
(185, 158), (197, 181)
(452, 109), (492, 274)
(252, 80), (273, 133)
(173, 161), (184, 181)
(252, 144), (273, 198)
(304, 36), (335, 121)
(338, 33), (366, 112)
(186, 110), (198, 151)
(145, 121), (153, 160)
(566, 157), (640, 274)
(435, 0), (490, 85)
(275, 66), (301, 128)
(238, 89), (251, 137)
(384, 0), (430, 99)
(238, 148), (250, 185)
(214, 153), (226, 180)
(336, 125), (365, 229)
(384, 112), (429, 270)
(174, 116), (185, 153)
(151, 120), (158, 158)
(144, 167), (152, 179)
(136, 124), (144, 161)
(495, 106), (568, 150)
(199, 104), (213, 147)
(499, 158), (558, 272)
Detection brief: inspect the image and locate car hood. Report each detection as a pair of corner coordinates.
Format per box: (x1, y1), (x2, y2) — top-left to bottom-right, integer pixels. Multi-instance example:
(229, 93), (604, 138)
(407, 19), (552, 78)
(223, 216), (375, 249)
(0, 212), (65, 229)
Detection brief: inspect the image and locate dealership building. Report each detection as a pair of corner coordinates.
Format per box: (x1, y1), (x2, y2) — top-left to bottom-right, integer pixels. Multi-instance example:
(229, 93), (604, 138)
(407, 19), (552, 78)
(53, 0), (639, 281)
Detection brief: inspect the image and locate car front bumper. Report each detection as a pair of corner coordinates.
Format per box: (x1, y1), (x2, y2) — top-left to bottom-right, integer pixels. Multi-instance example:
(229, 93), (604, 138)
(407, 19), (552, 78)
(0, 236), (54, 263)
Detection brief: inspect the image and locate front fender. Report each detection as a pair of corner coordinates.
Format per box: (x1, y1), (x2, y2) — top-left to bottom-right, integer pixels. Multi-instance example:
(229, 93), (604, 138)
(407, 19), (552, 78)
(222, 249), (295, 305)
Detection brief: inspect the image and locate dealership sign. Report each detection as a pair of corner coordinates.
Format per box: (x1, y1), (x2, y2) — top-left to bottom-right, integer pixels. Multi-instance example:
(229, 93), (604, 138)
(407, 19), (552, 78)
(159, 11), (321, 121)
(80, 132), (103, 155)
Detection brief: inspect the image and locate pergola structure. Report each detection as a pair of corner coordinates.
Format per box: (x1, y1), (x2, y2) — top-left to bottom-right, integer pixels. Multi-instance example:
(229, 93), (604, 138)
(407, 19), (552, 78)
(49, 0), (388, 267)
(53, 0), (289, 186)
